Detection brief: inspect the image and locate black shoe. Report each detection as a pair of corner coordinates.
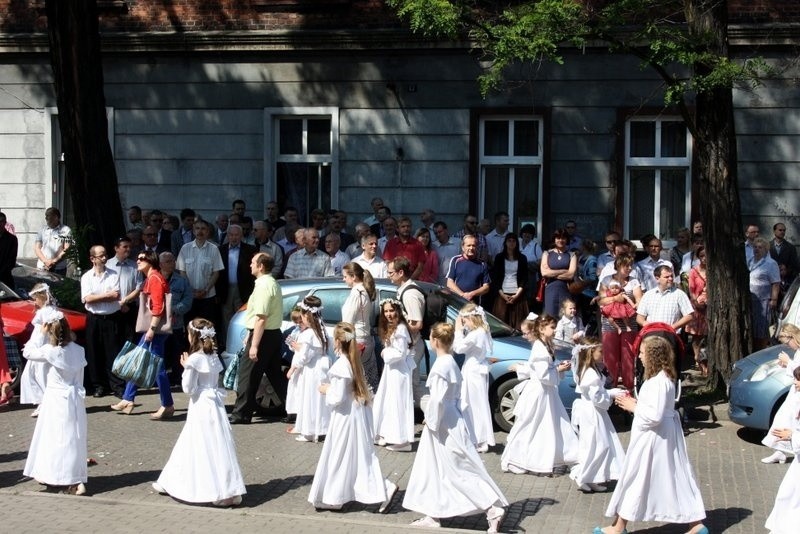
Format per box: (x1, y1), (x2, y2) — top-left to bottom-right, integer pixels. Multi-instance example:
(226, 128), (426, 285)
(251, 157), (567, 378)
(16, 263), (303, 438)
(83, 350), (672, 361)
(229, 415), (251, 425)
(93, 387), (106, 398)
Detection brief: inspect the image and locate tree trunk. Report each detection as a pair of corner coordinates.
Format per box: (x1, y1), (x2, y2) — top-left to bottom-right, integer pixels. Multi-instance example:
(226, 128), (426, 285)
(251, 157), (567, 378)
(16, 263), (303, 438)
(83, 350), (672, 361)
(45, 0), (125, 253)
(686, 0), (751, 391)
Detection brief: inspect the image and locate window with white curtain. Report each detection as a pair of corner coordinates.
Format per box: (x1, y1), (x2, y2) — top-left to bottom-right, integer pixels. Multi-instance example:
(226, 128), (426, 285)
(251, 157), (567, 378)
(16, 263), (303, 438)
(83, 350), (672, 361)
(624, 117), (692, 240)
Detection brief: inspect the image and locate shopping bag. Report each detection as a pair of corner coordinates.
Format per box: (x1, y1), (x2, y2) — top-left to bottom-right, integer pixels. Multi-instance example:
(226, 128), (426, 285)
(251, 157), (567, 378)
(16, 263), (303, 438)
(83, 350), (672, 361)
(112, 340), (162, 388)
(135, 293), (173, 334)
(223, 347), (243, 391)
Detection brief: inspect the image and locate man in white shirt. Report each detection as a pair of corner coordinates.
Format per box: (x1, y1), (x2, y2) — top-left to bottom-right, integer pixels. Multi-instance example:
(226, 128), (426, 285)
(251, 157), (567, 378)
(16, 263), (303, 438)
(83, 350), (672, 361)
(485, 211), (510, 261)
(377, 216), (398, 255)
(324, 232), (350, 277)
(34, 207), (72, 275)
(108, 236), (144, 345)
(177, 219), (224, 327)
(253, 220), (285, 275)
(431, 221), (461, 286)
(744, 223), (759, 264)
(354, 233), (388, 278)
(81, 245), (123, 398)
(636, 237), (672, 292)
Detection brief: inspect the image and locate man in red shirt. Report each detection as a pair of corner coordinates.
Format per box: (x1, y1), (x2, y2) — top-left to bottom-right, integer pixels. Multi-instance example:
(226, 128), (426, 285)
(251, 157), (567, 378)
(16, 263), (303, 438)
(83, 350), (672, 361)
(382, 216), (426, 280)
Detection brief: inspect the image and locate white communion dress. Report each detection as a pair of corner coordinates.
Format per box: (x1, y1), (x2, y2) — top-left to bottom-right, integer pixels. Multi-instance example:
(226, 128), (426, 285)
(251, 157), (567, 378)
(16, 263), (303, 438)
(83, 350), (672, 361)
(23, 341), (88, 486)
(765, 393), (800, 533)
(605, 370), (706, 523)
(308, 353), (393, 507)
(156, 351), (246, 504)
(402, 354), (508, 518)
(292, 328), (331, 440)
(20, 306), (57, 405)
(373, 323), (415, 445)
(762, 347), (800, 455)
(500, 340), (578, 474)
(452, 327), (495, 448)
(569, 365), (625, 486)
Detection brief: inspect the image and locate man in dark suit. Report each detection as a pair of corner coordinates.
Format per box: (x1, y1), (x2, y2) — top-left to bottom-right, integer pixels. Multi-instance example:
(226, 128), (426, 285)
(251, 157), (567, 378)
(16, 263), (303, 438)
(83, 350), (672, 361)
(216, 224), (257, 347)
(141, 226), (170, 254)
(148, 210), (172, 252)
(770, 222), (799, 280)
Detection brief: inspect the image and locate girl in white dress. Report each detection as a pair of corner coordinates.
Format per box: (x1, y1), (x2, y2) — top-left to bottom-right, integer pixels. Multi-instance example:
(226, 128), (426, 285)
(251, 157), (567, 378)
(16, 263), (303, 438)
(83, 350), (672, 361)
(284, 307), (306, 429)
(452, 302), (495, 453)
(20, 283), (58, 416)
(403, 323), (508, 532)
(23, 308), (88, 495)
(373, 298), (415, 451)
(761, 323), (800, 464)
(595, 335), (707, 534)
(308, 322), (398, 511)
(154, 318), (246, 507)
(288, 295), (331, 442)
(765, 366), (800, 533)
(501, 314), (579, 474)
(569, 339), (626, 492)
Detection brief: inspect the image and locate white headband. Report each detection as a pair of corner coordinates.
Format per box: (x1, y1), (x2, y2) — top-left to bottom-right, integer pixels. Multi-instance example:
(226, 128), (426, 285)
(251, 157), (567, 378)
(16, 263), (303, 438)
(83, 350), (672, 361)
(298, 301), (323, 314)
(460, 305), (486, 320)
(40, 307), (65, 325)
(189, 322), (216, 340)
(340, 330), (354, 342)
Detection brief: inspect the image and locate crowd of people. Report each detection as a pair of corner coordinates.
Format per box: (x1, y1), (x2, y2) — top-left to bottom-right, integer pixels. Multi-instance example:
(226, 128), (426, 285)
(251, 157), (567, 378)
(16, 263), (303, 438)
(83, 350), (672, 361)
(1, 198), (800, 532)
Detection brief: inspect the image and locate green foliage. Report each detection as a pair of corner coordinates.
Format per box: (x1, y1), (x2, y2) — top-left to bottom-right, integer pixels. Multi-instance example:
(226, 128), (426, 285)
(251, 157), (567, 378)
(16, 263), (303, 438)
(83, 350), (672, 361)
(63, 223), (94, 276)
(387, 0), (772, 103)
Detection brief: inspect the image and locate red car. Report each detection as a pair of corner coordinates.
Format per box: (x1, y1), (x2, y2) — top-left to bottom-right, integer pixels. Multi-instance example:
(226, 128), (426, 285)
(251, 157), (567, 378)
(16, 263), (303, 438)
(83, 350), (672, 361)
(1, 281), (87, 392)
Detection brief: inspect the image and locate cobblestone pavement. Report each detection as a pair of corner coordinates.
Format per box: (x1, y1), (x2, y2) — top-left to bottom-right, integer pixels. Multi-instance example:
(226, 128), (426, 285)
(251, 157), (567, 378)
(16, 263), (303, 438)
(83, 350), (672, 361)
(0, 391), (786, 533)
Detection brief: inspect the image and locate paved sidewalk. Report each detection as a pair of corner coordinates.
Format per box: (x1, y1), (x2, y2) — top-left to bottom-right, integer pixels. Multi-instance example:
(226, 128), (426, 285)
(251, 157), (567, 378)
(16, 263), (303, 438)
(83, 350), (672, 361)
(0, 391), (786, 533)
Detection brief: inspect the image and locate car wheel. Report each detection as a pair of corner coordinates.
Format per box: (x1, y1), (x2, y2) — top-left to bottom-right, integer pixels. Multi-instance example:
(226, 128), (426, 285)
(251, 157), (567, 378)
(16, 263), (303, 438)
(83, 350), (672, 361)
(493, 377), (522, 433)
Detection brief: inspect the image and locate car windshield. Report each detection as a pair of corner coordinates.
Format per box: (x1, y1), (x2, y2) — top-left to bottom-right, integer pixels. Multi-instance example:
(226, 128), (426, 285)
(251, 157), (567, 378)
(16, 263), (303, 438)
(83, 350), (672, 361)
(0, 281), (23, 303)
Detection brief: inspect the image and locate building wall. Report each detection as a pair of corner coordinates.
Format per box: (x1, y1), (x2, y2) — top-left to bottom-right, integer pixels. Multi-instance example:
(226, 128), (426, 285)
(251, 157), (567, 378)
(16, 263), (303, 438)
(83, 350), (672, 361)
(2, 46), (800, 259)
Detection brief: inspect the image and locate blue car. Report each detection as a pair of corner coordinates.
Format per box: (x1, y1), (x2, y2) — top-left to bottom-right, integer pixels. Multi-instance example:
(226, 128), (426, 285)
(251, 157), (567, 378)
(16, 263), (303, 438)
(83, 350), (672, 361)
(223, 278), (579, 432)
(728, 275), (800, 430)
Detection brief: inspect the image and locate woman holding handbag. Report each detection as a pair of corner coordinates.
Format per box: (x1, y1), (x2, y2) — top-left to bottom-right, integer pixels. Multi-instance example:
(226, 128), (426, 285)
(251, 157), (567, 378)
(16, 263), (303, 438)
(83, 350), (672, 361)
(111, 249), (174, 419)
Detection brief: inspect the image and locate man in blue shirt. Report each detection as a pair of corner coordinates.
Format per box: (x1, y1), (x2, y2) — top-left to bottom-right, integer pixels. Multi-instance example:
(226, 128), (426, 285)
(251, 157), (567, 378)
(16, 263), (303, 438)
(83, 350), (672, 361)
(446, 235), (490, 305)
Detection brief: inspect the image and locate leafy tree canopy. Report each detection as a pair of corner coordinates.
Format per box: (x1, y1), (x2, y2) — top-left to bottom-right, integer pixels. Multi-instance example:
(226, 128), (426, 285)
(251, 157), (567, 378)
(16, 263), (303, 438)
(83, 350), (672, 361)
(388, 0), (770, 112)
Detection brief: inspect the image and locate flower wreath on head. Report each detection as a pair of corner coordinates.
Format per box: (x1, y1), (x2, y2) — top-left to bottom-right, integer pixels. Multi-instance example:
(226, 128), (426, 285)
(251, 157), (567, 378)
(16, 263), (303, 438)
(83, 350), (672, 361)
(379, 297), (408, 320)
(29, 283), (58, 306)
(189, 322), (216, 340)
(459, 305), (486, 321)
(299, 296), (326, 331)
(40, 307), (65, 325)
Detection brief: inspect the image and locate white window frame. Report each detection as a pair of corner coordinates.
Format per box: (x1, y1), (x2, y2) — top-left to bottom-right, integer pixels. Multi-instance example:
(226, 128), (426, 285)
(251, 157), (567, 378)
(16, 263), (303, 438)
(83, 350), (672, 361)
(477, 115), (544, 233)
(263, 107), (339, 210)
(623, 117), (692, 240)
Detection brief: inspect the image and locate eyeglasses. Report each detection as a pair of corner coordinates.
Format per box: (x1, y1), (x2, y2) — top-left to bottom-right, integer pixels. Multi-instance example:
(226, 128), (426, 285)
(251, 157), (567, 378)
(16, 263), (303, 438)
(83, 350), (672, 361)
(136, 256), (147, 261)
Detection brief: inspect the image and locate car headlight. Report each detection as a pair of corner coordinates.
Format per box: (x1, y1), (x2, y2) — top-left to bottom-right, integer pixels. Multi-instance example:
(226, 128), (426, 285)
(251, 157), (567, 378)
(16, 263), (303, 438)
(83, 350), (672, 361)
(750, 360), (784, 382)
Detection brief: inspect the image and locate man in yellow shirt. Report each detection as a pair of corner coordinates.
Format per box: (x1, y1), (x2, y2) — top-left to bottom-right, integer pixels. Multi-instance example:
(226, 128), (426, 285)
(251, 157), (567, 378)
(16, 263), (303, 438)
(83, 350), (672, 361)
(229, 252), (284, 424)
